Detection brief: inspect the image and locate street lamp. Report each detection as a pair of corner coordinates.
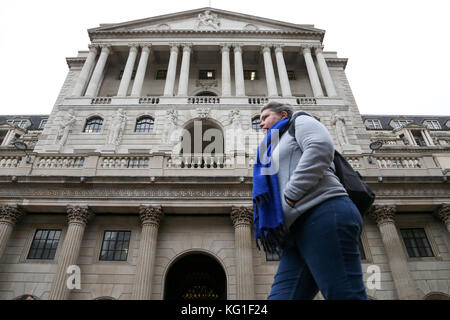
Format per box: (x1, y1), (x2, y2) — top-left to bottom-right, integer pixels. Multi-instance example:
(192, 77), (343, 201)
(368, 141), (383, 164)
(13, 141), (32, 164)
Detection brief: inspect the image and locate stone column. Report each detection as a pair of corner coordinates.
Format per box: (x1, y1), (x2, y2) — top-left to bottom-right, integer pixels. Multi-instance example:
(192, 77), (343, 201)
(274, 45), (292, 97)
(132, 205), (164, 300)
(369, 205), (421, 300)
(233, 44), (246, 97)
(261, 45), (278, 97)
(163, 44), (179, 97)
(84, 45), (111, 97)
(48, 206), (93, 300)
(0, 205), (24, 260)
(117, 45), (138, 97)
(435, 204), (450, 234)
(177, 44), (192, 96)
(314, 45), (337, 97)
(231, 206), (255, 300)
(302, 45), (324, 97)
(72, 45), (98, 97)
(221, 44), (231, 96)
(131, 45), (151, 97)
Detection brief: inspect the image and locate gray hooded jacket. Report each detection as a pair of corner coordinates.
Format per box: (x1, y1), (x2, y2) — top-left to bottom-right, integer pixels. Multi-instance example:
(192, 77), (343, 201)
(271, 112), (348, 228)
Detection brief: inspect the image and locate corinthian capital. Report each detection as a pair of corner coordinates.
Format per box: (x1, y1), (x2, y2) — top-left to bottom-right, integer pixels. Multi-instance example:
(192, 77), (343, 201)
(0, 205), (24, 225)
(139, 205), (164, 228)
(369, 205), (396, 226)
(66, 205), (93, 226)
(231, 206), (253, 227)
(435, 204), (450, 225)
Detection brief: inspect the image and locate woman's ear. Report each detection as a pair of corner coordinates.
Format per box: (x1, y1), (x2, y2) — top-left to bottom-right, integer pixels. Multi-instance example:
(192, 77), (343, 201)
(281, 111), (288, 118)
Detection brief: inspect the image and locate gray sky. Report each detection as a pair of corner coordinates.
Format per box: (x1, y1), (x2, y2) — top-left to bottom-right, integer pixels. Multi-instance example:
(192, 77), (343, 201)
(1, 0), (449, 116)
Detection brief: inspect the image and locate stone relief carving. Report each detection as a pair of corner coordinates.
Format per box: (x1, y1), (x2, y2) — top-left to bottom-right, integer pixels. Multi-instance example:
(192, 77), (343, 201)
(0, 204), (24, 225)
(197, 10), (220, 29)
(331, 112), (350, 147)
(106, 108), (127, 146)
(164, 109), (183, 144)
(54, 110), (76, 147)
(196, 108), (211, 119)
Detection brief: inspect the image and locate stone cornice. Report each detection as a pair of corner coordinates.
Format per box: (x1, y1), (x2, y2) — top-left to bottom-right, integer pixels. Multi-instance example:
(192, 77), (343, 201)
(325, 58), (348, 69)
(66, 57), (86, 69)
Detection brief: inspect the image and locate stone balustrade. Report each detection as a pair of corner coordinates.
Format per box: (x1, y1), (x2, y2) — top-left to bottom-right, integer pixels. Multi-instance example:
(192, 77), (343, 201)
(34, 156), (85, 169)
(166, 154), (234, 169)
(139, 97), (160, 104)
(296, 97), (317, 105)
(91, 97), (112, 105)
(376, 157), (421, 169)
(0, 156), (22, 168)
(100, 156), (149, 169)
(187, 97), (220, 104)
(248, 97), (268, 105)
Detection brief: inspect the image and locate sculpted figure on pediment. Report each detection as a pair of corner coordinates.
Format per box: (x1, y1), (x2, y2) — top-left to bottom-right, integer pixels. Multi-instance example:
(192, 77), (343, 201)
(197, 10), (220, 29)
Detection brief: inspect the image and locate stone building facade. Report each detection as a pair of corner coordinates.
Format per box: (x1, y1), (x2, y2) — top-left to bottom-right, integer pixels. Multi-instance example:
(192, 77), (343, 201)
(0, 7), (449, 300)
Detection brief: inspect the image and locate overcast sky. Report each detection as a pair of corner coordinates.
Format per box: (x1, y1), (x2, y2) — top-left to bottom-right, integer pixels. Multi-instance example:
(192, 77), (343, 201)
(1, 0), (449, 116)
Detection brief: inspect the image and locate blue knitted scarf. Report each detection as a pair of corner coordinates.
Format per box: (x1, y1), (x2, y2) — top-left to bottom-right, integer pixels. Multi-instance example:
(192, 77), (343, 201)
(253, 116), (291, 254)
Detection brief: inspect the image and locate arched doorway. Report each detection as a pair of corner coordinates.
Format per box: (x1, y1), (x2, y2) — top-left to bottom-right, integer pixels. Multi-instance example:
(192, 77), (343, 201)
(164, 253), (227, 300)
(179, 119), (224, 168)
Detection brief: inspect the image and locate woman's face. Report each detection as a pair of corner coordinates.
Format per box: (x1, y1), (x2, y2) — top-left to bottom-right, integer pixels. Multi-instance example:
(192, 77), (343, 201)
(259, 109), (288, 133)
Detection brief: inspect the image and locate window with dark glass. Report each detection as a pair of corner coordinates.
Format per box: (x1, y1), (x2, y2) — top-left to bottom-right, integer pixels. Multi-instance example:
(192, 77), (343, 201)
(135, 117), (154, 133)
(27, 229), (61, 260)
(39, 119), (48, 129)
(99, 231), (131, 261)
(118, 69), (136, 80)
(156, 69), (167, 80)
(400, 228), (434, 258)
(0, 130), (7, 145)
(252, 117), (261, 131)
(411, 130), (427, 146)
(83, 117), (103, 133)
(244, 70), (257, 80)
(199, 70), (215, 80)
(287, 71), (296, 80)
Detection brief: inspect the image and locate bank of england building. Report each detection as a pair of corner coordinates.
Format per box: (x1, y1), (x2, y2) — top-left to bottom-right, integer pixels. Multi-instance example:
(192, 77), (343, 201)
(1, 8), (449, 300)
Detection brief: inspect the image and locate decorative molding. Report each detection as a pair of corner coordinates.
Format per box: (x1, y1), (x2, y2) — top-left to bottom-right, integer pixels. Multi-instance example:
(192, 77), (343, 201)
(195, 79), (218, 90)
(231, 206), (253, 227)
(369, 205), (396, 226)
(435, 203), (450, 225)
(66, 205), (93, 226)
(139, 205), (164, 227)
(0, 204), (24, 225)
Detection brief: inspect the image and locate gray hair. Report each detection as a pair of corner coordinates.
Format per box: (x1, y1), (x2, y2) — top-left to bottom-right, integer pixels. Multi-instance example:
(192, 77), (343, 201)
(260, 101), (294, 118)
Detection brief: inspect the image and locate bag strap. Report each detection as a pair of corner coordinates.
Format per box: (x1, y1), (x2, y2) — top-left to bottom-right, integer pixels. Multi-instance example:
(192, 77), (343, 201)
(287, 111), (312, 137)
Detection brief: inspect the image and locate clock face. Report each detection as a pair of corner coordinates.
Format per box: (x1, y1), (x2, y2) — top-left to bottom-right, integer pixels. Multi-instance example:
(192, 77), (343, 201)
(369, 141), (383, 151)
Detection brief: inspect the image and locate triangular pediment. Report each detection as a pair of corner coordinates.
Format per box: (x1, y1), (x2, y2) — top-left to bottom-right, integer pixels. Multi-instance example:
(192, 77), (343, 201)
(89, 7), (324, 35)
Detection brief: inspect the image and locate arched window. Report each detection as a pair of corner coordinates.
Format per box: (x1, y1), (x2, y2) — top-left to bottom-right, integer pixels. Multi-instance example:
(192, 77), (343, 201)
(135, 116), (154, 133)
(84, 117), (103, 133)
(252, 116), (261, 132)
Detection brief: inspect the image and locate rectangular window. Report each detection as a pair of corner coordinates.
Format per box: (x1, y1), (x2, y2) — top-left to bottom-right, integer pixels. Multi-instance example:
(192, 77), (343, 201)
(400, 228), (434, 258)
(392, 120), (412, 129)
(287, 71), (296, 80)
(424, 120), (441, 130)
(0, 130), (7, 145)
(156, 69), (167, 80)
(411, 130), (427, 146)
(244, 70), (257, 80)
(199, 70), (216, 80)
(27, 229), (61, 260)
(118, 69), (136, 80)
(39, 119), (48, 129)
(99, 230), (131, 261)
(366, 119), (382, 130)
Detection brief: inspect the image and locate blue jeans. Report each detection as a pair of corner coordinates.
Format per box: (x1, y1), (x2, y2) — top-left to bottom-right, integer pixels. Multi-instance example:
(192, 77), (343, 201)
(268, 196), (368, 300)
